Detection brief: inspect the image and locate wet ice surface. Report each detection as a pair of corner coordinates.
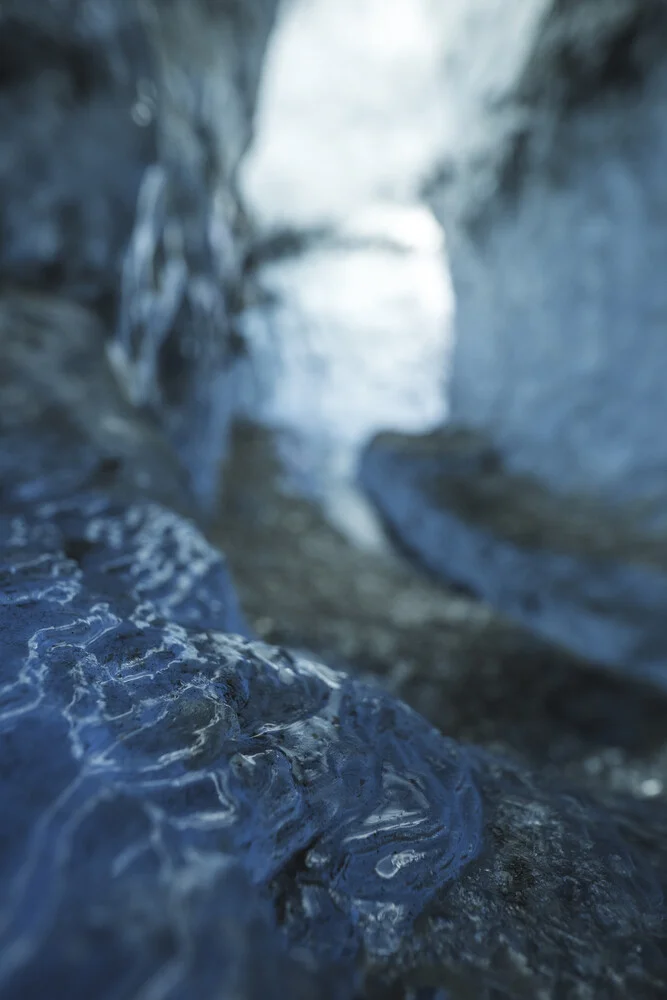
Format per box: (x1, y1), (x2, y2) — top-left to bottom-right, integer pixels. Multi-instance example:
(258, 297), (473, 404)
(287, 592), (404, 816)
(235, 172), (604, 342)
(0, 492), (482, 996)
(36, 494), (248, 635)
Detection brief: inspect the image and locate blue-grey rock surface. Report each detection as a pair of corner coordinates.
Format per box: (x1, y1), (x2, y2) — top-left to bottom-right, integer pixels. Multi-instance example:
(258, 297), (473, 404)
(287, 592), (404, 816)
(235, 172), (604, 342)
(218, 422), (667, 801)
(3, 2), (667, 998)
(0, 285), (666, 997)
(2, 297), (667, 996)
(112, 0), (280, 510)
(425, 0), (667, 526)
(0, 0), (279, 511)
(0, 0), (154, 305)
(1, 451), (667, 996)
(360, 427), (667, 686)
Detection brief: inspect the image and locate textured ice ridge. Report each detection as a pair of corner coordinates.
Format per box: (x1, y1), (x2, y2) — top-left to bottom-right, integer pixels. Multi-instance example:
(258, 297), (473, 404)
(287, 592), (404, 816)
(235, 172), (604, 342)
(0, 492), (482, 997)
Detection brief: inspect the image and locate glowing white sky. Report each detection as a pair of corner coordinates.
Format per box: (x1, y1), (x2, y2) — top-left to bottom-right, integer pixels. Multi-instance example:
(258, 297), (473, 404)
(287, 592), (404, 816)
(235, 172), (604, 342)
(242, 0), (548, 229)
(238, 0), (463, 544)
(242, 0), (449, 227)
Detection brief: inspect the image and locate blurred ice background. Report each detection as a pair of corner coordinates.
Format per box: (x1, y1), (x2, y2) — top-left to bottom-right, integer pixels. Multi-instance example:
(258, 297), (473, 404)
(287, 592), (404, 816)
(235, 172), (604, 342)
(237, 0), (455, 546)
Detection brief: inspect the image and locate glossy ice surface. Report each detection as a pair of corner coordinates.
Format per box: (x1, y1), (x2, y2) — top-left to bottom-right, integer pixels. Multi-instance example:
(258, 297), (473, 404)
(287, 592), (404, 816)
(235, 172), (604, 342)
(0, 492), (482, 997)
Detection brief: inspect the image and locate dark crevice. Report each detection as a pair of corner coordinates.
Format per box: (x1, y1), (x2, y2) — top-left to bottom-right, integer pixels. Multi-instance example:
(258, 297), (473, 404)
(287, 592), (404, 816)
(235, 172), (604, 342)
(496, 128), (531, 204)
(0, 17), (110, 97)
(63, 537), (95, 566)
(521, 1), (667, 115)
